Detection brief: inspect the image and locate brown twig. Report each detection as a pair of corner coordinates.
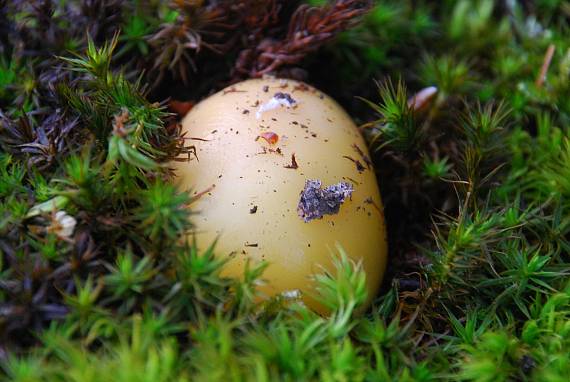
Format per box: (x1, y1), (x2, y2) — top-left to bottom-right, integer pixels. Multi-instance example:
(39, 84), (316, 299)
(535, 44), (555, 88)
(190, 184), (216, 204)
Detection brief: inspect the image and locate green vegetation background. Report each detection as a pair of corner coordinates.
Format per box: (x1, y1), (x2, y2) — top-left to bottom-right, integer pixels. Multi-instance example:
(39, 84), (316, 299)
(1, 0), (569, 381)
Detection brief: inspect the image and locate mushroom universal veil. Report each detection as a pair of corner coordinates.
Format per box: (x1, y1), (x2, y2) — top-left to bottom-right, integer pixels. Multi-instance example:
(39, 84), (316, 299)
(172, 77), (387, 313)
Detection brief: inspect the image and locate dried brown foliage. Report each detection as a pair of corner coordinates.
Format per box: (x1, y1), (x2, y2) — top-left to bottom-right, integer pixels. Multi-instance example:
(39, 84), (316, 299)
(0, 110), (80, 170)
(148, 0), (371, 87)
(234, 0), (372, 78)
(149, 0), (240, 84)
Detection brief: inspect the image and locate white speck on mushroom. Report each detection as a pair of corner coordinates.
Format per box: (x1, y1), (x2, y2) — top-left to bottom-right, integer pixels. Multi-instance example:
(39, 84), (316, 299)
(281, 289), (302, 299)
(256, 92), (297, 119)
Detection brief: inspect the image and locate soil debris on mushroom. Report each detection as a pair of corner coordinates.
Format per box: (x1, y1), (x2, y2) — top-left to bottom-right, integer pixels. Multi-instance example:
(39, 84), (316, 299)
(297, 179), (354, 222)
(257, 132), (279, 145)
(284, 154), (299, 169)
(342, 155), (366, 173)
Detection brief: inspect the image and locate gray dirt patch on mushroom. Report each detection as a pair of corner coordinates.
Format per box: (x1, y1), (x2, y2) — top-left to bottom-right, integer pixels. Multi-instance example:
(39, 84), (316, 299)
(297, 179), (354, 222)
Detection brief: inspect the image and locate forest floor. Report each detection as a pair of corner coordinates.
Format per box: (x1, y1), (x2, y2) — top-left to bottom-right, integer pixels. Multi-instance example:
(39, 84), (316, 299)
(1, 1), (569, 381)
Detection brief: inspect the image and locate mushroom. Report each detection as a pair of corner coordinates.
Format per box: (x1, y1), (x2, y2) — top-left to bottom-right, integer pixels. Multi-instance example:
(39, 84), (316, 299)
(172, 78), (387, 313)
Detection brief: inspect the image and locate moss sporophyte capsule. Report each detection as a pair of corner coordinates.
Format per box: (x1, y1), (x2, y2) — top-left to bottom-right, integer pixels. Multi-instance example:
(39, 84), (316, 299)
(172, 78), (388, 313)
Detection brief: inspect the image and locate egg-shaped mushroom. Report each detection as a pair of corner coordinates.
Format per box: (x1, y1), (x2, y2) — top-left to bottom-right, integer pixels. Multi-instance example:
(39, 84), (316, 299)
(172, 78), (387, 313)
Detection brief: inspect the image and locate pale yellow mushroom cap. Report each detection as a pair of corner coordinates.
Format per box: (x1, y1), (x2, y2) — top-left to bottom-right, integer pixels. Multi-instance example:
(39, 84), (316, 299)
(171, 77), (387, 313)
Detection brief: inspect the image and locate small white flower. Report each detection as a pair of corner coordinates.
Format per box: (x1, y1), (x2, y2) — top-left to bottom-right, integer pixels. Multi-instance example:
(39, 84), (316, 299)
(408, 86), (438, 112)
(525, 16), (545, 38)
(49, 211), (77, 239)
